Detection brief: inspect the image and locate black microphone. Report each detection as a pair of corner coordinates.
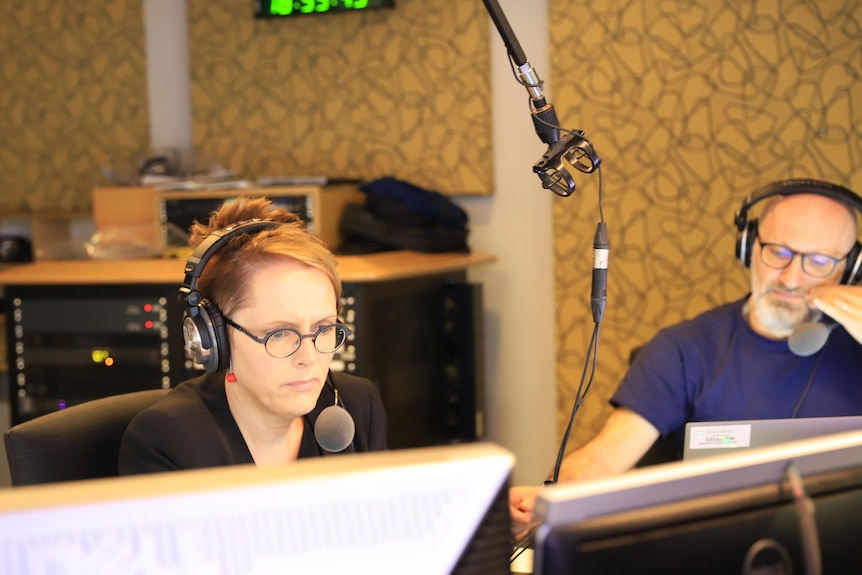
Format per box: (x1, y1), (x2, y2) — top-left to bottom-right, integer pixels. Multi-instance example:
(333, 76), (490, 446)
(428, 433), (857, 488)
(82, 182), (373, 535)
(480, 0), (601, 197)
(313, 385), (355, 452)
(510, 56), (602, 197)
(788, 317), (837, 357)
(591, 222), (609, 323)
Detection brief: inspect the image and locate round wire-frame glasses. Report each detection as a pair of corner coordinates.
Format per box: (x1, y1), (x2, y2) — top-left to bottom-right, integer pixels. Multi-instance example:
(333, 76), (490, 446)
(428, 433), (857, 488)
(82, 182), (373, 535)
(224, 318), (351, 358)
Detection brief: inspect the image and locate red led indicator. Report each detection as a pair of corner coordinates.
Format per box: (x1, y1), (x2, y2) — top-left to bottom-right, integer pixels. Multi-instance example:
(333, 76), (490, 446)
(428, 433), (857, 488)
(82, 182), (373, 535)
(145, 320), (154, 329)
(144, 303), (153, 312)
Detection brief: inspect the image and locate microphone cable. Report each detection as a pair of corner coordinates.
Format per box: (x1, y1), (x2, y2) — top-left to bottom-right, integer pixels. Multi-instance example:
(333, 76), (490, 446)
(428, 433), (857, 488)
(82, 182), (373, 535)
(550, 166), (607, 485)
(509, 169), (608, 566)
(509, 530), (536, 567)
(791, 338), (830, 418)
(550, 323), (601, 484)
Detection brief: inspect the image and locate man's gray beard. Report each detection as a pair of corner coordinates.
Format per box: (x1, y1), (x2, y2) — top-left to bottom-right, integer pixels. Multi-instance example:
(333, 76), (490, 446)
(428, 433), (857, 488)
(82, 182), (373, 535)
(754, 291), (819, 333)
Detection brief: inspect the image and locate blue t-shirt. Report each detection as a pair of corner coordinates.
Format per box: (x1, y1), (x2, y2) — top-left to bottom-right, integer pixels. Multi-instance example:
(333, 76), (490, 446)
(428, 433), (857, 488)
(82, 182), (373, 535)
(612, 297), (862, 443)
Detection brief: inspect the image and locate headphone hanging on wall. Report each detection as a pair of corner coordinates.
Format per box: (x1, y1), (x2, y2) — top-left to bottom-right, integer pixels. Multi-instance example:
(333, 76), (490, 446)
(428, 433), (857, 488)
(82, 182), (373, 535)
(734, 179), (862, 286)
(179, 219), (283, 372)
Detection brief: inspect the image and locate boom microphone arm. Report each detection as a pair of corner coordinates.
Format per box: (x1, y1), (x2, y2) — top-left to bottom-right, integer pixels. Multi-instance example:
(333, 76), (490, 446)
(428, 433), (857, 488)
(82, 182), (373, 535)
(481, 0), (601, 196)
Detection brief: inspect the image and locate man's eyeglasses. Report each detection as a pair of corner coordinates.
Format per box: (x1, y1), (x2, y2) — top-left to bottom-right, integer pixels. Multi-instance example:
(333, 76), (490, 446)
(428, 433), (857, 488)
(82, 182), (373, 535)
(756, 234), (847, 278)
(224, 318), (351, 358)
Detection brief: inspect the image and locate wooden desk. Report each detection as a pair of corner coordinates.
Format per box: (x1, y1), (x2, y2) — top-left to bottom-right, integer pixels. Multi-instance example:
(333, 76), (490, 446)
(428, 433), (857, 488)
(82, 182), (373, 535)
(0, 250), (496, 285)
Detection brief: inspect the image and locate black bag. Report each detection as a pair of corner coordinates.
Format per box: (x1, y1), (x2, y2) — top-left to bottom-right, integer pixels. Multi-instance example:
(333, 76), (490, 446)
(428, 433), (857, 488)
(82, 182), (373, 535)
(338, 177), (470, 254)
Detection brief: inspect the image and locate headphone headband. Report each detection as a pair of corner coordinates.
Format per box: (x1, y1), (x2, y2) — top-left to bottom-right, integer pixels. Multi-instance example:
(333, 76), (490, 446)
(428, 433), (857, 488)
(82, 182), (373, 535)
(735, 179), (862, 231)
(180, 219), (283, 302)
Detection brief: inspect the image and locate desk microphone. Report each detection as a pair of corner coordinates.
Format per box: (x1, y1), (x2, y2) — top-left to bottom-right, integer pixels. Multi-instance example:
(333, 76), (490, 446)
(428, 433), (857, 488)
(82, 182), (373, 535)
(788, 318), (837, 357)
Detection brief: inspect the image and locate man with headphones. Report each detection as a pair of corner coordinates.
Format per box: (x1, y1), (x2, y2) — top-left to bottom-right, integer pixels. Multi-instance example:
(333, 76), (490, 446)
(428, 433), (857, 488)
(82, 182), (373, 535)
(119, 196), (388, 474)
(511, 178), (862, 533)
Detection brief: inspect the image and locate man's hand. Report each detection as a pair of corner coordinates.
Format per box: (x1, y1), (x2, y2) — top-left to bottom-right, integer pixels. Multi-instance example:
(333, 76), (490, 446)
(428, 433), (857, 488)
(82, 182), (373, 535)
(509, 484), (541, 541)
(808, 285), (862, 344)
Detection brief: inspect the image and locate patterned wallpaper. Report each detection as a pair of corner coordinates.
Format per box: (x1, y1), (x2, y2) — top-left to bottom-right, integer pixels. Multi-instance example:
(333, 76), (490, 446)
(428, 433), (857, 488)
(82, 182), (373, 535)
(187, 0), (492, 195)
(7, 0), (860, 451)
(550, 1), (862, 447)
(0, 0), (149, 213)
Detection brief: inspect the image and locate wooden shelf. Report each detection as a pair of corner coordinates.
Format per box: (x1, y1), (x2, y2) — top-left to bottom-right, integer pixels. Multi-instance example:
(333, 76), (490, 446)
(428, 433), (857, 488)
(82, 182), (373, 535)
(0, 210), (91, 220)
(0, 251), (496, 285)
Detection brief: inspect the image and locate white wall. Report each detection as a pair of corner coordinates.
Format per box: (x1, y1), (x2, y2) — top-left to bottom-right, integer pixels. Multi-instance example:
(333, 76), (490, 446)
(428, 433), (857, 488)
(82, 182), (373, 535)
(460, 0), (558, 485)
(142, 0), (557, 485)
(143, 0), (193, 167)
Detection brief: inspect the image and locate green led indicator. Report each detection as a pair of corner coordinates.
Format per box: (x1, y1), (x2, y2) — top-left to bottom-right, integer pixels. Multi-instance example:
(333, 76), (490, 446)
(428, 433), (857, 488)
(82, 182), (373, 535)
(264, 0), (387, 17)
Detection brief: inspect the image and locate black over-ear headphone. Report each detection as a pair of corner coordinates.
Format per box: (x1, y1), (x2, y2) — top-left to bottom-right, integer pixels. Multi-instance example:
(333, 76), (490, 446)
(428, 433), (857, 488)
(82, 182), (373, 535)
(179, 219), (283, 372)
(734, 179), (862, 285)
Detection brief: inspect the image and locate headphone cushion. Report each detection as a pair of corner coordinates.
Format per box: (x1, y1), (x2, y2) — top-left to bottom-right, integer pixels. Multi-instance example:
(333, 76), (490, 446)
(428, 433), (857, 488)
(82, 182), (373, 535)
(736, 219), (759, 268)
(842, 241), (862, 285)
(199, 299), (231, 372)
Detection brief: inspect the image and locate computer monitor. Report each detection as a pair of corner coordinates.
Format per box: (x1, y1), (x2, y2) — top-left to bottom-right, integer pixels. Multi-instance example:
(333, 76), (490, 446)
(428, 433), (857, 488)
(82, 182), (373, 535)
(532, 429), (862, 574)
(0, 443), (513, 574)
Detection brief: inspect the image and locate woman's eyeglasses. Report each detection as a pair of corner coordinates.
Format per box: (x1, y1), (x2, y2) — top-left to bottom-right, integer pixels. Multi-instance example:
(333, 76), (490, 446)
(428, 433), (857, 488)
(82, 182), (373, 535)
(224, 318), (351, 358)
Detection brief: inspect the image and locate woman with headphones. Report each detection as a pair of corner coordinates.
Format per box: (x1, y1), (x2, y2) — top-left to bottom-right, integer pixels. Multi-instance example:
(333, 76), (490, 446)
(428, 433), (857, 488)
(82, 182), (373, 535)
(120, 196), (387, 474)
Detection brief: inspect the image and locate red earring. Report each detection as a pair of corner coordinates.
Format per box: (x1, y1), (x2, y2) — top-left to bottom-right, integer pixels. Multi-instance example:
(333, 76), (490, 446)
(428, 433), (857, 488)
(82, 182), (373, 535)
(226, 359), (237, 383)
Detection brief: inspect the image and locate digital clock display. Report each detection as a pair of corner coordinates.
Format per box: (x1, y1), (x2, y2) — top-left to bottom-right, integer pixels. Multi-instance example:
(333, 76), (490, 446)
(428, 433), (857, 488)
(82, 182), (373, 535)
(255, 0), (395, 17)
